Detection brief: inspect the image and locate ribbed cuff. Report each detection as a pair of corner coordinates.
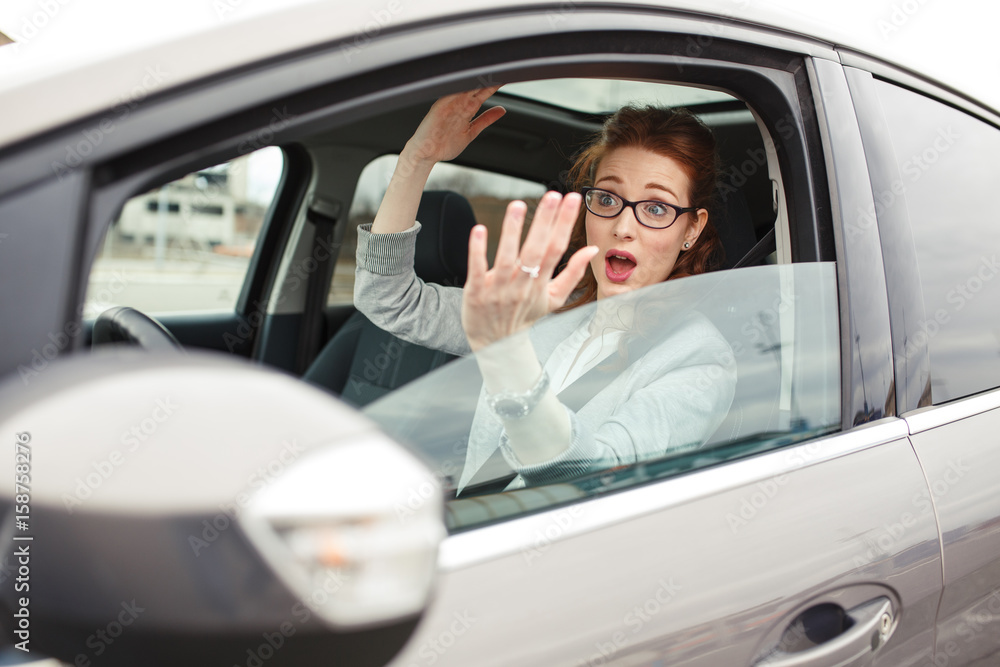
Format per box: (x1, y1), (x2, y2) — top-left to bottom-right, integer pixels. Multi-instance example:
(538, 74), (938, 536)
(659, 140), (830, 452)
(498, 407), (610, 485)
(356, 221), (421, 276)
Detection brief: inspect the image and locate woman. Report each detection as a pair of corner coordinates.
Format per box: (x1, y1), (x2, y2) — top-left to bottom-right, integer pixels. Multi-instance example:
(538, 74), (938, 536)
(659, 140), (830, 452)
(355, 86), (736, 493)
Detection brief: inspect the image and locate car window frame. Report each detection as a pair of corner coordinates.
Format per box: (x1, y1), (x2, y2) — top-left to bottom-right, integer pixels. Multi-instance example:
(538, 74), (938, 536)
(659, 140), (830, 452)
(68, 45), (831, 363)
(4, 12), (858, 443)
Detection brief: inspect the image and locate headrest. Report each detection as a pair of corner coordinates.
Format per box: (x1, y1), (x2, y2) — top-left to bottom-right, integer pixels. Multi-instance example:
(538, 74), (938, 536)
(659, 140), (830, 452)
(414, 190), (478, 286)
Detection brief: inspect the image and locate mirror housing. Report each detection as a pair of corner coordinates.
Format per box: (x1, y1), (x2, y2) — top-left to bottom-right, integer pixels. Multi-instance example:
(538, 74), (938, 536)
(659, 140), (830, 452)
(0, 350), (444, 666)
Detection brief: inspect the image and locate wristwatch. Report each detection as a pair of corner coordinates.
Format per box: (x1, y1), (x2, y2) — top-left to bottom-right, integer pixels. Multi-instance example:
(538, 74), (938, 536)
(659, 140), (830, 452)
(485, 371), (550, 420)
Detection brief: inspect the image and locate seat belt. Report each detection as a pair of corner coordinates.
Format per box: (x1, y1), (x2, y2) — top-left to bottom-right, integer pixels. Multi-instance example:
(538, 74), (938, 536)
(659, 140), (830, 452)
(733, 226), (776, 269)
(296, 198), (341, 375)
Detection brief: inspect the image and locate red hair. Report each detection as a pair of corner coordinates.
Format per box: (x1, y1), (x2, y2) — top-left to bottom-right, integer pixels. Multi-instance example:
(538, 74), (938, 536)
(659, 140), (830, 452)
(560, 106), (723, 311)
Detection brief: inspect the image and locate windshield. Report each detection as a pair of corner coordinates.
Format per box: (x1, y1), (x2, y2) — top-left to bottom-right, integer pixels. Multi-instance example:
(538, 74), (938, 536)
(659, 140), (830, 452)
(363, 262), (840, 532)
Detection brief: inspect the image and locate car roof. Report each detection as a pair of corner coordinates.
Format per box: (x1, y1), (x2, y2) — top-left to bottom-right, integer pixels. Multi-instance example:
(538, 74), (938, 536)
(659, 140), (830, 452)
(0, 0), (997, 151)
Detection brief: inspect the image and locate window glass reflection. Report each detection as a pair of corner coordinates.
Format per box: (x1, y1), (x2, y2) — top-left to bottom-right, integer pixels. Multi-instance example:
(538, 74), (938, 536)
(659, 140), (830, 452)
(363, 263), (841, 531)
(875, 81), (1000, 403)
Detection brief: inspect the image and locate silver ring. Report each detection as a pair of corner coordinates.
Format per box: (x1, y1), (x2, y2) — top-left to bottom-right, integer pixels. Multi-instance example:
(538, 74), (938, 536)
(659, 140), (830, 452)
(519, 264), (541, 279)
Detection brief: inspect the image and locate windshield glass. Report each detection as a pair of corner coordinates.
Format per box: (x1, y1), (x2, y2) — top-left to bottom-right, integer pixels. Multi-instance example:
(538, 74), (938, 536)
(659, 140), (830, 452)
(363, 262), (841, 532)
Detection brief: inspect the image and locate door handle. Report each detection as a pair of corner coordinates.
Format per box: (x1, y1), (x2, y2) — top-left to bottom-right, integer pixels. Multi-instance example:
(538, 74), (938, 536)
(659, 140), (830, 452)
(752, 597), (893, 667)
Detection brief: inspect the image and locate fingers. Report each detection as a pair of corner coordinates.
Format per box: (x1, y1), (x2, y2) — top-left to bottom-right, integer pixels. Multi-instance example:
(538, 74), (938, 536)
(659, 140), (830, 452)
(469, 105), (506, 140)
(518, 191), (581, 278)
(549, 245), (599, 306)
(494, 200), (527, 271)
(471, 84), (502, 101)
(466, 225), (489, 292)
(518, 191), (561, 269)
(540, 193), (582, 275)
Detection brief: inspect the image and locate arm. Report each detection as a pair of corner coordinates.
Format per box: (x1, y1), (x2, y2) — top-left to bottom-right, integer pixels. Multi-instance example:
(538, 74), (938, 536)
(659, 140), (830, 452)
(354, 223), (471, 355)
(371, 87), (506, 234)
(353, 87), (507, 353)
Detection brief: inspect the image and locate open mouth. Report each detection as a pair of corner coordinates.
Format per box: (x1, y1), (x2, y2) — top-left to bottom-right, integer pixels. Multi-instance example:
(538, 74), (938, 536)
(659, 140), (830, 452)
(605, 250), (637, 283)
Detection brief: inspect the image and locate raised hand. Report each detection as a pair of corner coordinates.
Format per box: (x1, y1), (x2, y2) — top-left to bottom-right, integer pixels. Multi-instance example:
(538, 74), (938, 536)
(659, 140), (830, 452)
(402, 86), (507, 166)
(461, 192), (600, 351)
(373, 87), (505, 235)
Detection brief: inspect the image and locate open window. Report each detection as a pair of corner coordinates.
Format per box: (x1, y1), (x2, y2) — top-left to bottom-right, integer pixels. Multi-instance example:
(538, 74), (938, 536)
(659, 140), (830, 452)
(78, 26), (838, 534)
(282, 75), (839, 530)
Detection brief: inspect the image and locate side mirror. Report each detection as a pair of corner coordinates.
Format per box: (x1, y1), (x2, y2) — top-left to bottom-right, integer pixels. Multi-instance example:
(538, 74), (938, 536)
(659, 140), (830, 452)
(0, 350), (444, 666)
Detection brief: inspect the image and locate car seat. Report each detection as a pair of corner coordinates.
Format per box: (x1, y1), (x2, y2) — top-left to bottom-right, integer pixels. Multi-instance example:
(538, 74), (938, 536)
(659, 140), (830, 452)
(303, 190), (478, 405)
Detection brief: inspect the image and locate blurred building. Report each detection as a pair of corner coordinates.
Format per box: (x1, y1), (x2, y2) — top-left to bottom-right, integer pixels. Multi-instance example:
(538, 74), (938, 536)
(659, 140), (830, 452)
(114, 161), (265, 251)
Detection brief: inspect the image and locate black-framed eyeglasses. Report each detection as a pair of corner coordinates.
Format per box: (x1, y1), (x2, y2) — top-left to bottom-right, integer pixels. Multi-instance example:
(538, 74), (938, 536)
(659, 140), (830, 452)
(581, 187), (700, 230)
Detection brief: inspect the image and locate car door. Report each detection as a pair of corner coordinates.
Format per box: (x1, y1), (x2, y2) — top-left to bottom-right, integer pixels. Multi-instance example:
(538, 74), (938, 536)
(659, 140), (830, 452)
(353, 50), (940, 667)
(0, 5), (947, 667)
(847, 63), (1000, 666)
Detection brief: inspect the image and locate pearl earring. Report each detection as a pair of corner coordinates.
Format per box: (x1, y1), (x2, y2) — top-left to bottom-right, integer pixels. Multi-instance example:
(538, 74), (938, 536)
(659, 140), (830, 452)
(683, 242), (691, 249)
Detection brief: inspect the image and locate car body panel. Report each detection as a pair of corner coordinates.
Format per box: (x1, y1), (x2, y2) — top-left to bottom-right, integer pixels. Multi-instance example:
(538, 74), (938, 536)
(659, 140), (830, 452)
(394, 423), (939, 666)
(906, 396), (1000, 665)
(1, 0), (999, 154)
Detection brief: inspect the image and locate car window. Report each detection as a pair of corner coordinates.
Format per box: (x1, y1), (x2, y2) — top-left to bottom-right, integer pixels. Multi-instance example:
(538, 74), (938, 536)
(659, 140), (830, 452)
(873, 81), (1000, 404)
(362, 262), (840, 531)
(84, 147), (284, 318)
(328, 155), (547, 304)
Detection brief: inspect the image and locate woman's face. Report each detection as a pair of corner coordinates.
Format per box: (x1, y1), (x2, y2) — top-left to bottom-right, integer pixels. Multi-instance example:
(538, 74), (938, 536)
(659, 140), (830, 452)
(585, 146), (708, 300)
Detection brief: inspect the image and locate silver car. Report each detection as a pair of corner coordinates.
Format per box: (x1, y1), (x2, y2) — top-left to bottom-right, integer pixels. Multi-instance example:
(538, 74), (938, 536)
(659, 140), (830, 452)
(1, 2), (999, 666)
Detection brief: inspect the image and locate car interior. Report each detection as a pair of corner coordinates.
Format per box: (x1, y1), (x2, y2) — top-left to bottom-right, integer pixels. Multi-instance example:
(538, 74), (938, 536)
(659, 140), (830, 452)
(83, 75), (831, 525)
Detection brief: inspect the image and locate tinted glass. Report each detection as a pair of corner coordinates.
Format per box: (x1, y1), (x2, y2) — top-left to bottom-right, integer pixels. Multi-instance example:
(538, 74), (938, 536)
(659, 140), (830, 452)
(363, 263), (840, 532)
(875, 81), (1000, 403)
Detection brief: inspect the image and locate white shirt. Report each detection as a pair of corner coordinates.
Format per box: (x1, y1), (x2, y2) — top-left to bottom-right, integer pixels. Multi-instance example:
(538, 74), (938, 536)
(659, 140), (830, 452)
(544, 315), (625, 394)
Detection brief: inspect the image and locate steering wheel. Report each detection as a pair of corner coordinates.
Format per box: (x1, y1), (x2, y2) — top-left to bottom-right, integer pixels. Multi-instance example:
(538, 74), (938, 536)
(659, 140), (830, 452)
(92, 306), (183, 351)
